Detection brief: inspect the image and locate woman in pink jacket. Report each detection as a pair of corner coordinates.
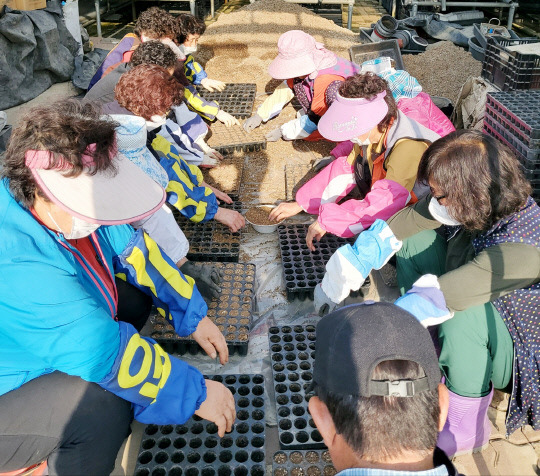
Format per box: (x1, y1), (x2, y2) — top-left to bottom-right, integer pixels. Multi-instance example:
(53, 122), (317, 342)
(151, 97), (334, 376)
(270, 73), (441, 249)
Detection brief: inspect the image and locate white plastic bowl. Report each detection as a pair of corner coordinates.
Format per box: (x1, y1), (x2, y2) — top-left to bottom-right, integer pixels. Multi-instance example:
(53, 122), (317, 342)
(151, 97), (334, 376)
(245, 205), (283, 233)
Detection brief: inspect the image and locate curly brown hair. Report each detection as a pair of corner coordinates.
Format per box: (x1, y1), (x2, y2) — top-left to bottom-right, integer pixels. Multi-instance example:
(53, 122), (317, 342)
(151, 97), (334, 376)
(339, 72), (397, 133)
(418, 130), (531, 231)
(115, 64), (184, 120)
(133, 7), (178, 40)
(130, 40), (178, 70)
(2, 99), (118, 209)
(176, 13), (206, 44)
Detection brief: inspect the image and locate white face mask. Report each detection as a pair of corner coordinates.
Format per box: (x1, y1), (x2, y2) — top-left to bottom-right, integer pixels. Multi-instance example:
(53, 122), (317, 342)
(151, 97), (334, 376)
(48, 212), (100, 239)
(351, 130), (372, 146)
(428, 197), (461, 226)
(180, 44), (197, 55)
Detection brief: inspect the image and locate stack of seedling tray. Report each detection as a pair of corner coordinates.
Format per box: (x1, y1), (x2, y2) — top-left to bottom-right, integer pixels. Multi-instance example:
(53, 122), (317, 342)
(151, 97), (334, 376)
(195, 83), (257, 118)
(285, 164), (318, 202)
(134, 374), (266, 476)
(481, 37), (540, 91)
(277, 224), (355, 300)
(273, 450), (337, 476)
(483, 91), (540, 201)
(144, 263), (256, 356)
(173, 196), (243, 262)
(269, 324), (325, 450)
(206, 122), (266, 155)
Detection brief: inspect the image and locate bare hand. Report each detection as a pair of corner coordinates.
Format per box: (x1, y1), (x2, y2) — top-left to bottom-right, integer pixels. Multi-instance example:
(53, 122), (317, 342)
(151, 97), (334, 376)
(202, 182), (233, 204)
(269, 201), (302, 221)
(192, 316), (229, 365)
(216, 110), (240, 127)
(306, 220), (327, 252)
(195, 379), (236, 437)
(214, 207), (245, 232)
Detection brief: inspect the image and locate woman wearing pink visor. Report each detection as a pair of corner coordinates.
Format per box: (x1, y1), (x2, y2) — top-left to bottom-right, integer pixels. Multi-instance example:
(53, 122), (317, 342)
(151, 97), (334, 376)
(0, 100), (235, 475)
(243, 29), (360, 141)
(269, 73), (441, 248)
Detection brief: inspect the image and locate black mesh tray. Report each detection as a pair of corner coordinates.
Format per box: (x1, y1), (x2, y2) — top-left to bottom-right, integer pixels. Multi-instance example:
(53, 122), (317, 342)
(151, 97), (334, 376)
(143, 262), (256, 356)
(269, 324), (325, 450)
(277, 224), (355, 300)
(195, 83), (257, 118)
(273, 450), (337, 476)
(134, 374), (266, 476)
(206, 121), (266, 155)
(173, 195), (243, 262)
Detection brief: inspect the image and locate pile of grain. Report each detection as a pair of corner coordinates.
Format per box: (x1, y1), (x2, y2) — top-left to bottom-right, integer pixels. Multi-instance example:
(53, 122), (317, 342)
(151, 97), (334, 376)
(245, 205), (280, 225)
(403, 41), (482, 102)
(197, 0), (357, 88)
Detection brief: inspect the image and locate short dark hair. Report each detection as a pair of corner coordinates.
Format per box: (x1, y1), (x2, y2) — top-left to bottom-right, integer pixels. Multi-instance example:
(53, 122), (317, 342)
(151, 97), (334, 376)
(339, 72), (397, 133)
(134, 7), (178, 39)
(115, 64), (184, 120)
(417, 130), (531, 231)
(2, 100), (117, 209)
(176, 13), (206, 44)
(315, 360), (440, 462)
(130, 41), (178, 70)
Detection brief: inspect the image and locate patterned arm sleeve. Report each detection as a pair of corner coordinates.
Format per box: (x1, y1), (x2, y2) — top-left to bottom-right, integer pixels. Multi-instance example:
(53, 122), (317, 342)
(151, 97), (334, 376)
(184, 55), (208, 85)
(184, 85), (220, 121)
(113, 229), (208, 337)
(151, 135), (219, 222)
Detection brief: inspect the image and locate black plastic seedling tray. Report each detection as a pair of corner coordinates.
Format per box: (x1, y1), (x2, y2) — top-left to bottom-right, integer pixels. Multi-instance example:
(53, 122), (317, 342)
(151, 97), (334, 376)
(273, 450), (337, 476)
(206, 121), (267, 155)
(285, 164), (318, 202)
(278, 224), (356, 300)
(173, 196), (243, 262)
(195, 83), (257, 118)
(144, 262), (256, 356)
(269, 324), (325, 450)
(486, 91), (540, 149)
(134, 374), (266, 476)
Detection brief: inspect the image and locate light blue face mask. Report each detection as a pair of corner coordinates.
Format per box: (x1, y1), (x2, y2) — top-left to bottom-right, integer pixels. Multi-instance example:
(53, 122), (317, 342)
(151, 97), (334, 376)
(350, 129), (372, 146)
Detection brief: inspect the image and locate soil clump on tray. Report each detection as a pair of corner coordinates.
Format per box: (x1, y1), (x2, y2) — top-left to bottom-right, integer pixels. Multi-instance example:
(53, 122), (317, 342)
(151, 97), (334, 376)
(245, 205), (281, 225)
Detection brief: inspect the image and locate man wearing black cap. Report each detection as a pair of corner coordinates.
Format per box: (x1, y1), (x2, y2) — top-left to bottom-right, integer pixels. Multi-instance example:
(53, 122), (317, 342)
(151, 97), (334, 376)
(308, 301), (459, 476)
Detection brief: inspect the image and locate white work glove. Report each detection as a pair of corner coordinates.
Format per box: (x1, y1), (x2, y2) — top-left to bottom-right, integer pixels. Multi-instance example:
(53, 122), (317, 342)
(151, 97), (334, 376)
(201, 77), (226, 92)
(243, 113), (263, 133)
(200, 155), (218, 168)
(314, 283), (340, 317)
(265, 127), (282, 142)
(216, 110), (240, 127)
(194, 137), (224, 161)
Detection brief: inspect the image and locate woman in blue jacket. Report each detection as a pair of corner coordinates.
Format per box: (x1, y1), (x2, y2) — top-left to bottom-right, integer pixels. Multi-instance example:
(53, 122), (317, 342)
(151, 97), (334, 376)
(0, 100), (236, 475)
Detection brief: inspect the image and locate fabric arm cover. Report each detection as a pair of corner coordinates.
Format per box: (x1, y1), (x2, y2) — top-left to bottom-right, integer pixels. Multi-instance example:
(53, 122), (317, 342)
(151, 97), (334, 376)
(395, 274), (454, 327)
(172, 103), (208, 144)
(321, 219), (403, 303)
(98, 321), (207, 424)
(184, 85), (220, 121)
(184, 55), (208, 84)
(280, 114), (318, 140)
(151, 135), (218, 222)
(295, 156), (356, 215)
(330, 141), (354, 159)
(113, 229), (207, 337)
(318, 179), (412, 238)
(257, 82), (295, 122)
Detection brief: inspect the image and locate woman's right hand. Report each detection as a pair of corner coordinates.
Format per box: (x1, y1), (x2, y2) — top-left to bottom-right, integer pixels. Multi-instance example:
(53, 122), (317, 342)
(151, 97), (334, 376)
(269, 201), (302, 222)
(214, 207), (245, 232)
(195, 379), (236, 437)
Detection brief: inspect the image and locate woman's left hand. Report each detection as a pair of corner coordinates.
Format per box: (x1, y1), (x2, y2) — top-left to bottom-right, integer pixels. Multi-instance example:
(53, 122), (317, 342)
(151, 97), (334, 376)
(192, 317), (229, 365)
(306, 220), (326, 251)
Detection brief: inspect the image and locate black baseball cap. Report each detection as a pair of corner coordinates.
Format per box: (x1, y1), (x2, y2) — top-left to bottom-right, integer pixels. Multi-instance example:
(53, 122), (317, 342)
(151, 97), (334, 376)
(311, 301), (441, 398)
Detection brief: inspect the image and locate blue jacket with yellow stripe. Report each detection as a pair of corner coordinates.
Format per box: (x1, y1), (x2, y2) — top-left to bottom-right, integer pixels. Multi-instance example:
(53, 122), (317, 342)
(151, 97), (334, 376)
(0, 179), (207, 424)
(150, 133), (218, 223)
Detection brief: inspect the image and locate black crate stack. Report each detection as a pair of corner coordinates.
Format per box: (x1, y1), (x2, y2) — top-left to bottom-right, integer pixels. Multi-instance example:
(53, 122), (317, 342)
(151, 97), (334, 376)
(483, 90), (540, 202)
